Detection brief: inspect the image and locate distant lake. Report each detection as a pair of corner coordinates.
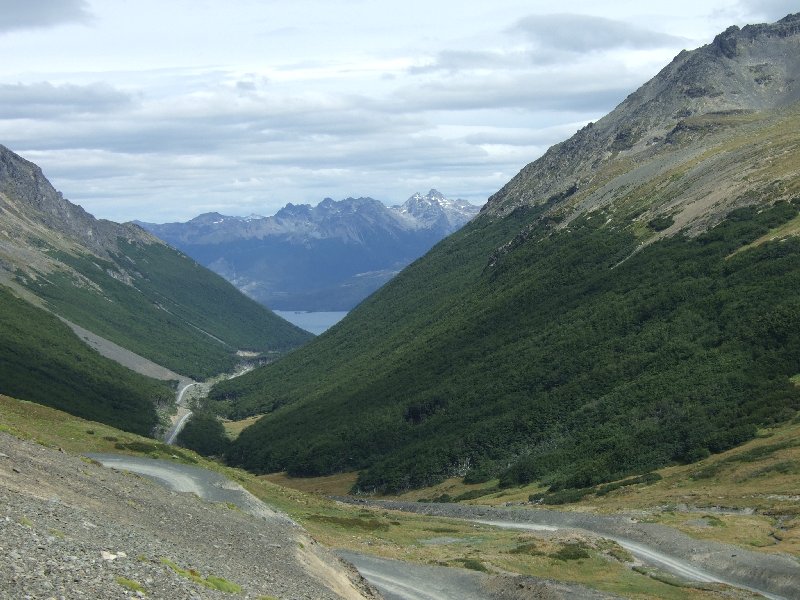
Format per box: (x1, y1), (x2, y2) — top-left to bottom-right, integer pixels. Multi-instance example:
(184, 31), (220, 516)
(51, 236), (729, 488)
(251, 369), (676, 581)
(274, 310), (348, 335)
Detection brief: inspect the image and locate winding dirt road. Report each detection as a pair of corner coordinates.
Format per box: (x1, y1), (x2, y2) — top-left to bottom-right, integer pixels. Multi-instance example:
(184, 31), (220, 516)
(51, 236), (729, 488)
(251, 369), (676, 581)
(86, 456), (616, 599)
(164, 381), (198, 444)
(339, 499), (800, 600)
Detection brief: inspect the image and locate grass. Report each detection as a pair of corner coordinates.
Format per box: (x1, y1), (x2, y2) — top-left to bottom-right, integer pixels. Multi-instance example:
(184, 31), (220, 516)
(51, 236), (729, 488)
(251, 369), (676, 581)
(161, 558), (242, 593)
(0, 395), (197, 464)
(116, 576), (146, 593)
(222, 414), (265, 440)
(733, 212), (800, 255)
(263, 470), (358, 496)
(0, 392), (786, 599)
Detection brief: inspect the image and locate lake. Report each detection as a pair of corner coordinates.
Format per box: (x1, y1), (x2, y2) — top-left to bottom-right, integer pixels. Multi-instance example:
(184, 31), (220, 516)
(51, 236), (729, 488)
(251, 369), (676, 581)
(273, 310), (348, 335)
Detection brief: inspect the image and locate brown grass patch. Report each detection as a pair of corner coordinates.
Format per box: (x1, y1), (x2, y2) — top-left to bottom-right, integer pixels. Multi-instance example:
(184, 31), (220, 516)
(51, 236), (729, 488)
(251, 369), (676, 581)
(221, 414), (264, 440)
(262, 471), (359, 496)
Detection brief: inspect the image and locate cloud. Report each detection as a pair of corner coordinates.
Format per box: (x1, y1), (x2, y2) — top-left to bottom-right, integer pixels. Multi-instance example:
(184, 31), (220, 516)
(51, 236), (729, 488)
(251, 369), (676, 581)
(0, 6), (701, 223)
(734, 0), (798, 22)
(510, 13), (687, 53)
(409, 50), (528, 74)
(411, 13), (687, 75)
(0, 0), (92, 33)
(391, 65), (642, 114)
(0, 82), (132, 118)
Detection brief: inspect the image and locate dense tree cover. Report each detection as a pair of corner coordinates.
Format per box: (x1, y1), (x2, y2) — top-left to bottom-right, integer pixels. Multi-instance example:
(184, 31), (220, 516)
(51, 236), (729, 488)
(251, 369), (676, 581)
(176, 411), (230, 456)
(220, 200), (800, 493)
(0, 285), (171, 435)
(21, 240), (311, 379)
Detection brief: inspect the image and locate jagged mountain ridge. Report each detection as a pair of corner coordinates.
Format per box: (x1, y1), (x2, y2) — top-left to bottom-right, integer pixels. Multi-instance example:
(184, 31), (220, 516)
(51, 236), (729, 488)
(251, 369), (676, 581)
(0, 145), (154, 270)
(0, 144), (311, 383)
(137, 190), (479, 311)
(216, 14), (800, 494)
(485, 13), (800, 221)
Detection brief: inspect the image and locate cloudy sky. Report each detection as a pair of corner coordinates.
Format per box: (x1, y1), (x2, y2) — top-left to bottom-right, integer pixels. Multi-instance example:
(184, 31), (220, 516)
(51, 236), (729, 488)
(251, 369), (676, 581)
(0, 0), (795, 222)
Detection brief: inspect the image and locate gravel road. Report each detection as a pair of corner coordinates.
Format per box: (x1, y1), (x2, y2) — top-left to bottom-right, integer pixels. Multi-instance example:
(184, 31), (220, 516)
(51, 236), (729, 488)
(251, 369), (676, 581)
(84, 455), (619, 600)
(336, 499), (800, 600)
(337, 551), (619, 600)
(164, 382), (199, 444)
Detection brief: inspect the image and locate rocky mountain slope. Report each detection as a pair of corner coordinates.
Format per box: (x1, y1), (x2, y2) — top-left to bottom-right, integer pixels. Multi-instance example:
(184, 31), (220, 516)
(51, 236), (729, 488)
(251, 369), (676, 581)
(214, 14), (800, 493)
(137, 190), (479, 311)
(0, 145), (311, 383)
(0, 430), (378, 599)
(485, 13), (800, 223)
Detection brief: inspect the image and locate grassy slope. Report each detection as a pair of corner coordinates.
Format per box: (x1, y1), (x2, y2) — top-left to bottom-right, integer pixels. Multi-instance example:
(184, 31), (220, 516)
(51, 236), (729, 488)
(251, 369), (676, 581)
(0, 394), (748, 599)
(215, 106), (800, 493)
(0, 285), (171, 435)
(21, 240), (312, 379)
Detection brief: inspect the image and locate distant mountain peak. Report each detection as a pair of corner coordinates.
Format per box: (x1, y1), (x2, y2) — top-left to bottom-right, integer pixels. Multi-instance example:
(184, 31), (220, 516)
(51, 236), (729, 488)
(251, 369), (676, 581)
(398, 190), (480, 231)
(136, 190), (481, 311)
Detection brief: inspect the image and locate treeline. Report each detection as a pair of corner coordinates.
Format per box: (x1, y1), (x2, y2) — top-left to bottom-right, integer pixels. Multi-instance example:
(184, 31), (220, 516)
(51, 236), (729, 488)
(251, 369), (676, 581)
(0, 285), (171, 435)
(221, 200), (800, 493)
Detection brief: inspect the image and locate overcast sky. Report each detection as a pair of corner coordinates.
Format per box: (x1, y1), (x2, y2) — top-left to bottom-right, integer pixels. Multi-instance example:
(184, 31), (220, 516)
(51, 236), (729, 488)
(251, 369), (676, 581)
(0, 0), (795, 222)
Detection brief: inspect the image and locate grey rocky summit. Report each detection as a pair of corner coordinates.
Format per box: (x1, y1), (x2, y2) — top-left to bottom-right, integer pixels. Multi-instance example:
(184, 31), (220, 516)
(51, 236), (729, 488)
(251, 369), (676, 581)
(485, 12), (800, 221)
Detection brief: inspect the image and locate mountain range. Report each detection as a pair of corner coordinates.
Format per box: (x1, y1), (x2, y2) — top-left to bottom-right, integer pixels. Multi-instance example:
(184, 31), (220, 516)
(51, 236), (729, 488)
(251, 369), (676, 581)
(136, 190), (479, 311)
(0, 144), (310, 434)
(214, 14), (800, 493)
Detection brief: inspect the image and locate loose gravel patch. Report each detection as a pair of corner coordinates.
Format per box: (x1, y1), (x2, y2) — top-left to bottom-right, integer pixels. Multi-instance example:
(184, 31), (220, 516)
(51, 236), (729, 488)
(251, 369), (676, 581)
(0, 433), (378, 599)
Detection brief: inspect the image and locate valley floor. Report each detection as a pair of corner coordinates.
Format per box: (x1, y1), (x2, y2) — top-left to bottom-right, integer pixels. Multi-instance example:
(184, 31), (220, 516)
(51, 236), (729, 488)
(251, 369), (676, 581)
(334, 498), (798, 600)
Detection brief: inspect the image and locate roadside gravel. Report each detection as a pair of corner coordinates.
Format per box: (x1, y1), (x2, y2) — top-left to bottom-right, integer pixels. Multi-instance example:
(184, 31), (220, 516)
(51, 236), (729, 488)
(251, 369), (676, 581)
(338, 550), (620, 600)
(0, 433), (378, 599)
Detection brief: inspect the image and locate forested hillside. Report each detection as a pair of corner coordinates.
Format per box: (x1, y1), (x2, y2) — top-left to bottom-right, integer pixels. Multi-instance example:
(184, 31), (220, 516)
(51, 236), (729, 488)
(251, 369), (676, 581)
(215, 15), (800, 493)
(222, 199), (800, 492)
(0, 145), (312, 380)
(0, 286), (171, 435)
(20, 240), (311, 379)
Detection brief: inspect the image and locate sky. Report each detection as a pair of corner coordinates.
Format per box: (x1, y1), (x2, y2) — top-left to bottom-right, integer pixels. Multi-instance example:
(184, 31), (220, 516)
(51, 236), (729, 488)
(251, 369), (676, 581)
(0, 1), (796, 222)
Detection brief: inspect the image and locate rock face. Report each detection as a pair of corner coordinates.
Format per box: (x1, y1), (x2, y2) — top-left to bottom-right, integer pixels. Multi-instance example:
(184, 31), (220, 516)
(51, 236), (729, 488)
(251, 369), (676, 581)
(137, 190), (479, 311)
(485, 13), (800, 220)
(0, 145), (154, 258)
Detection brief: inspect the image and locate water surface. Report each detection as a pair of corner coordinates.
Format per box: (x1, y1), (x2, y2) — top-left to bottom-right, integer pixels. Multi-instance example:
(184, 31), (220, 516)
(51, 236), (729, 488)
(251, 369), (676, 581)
(274, 310), (348, 335)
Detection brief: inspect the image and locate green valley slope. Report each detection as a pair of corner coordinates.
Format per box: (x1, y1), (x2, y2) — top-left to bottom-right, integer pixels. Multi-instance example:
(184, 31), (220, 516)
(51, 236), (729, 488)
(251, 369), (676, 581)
(0, 145), (312, 381)
(216, 15), (800, 493)
(0, 145), (311, 434)
(0, 285), (170, 435)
